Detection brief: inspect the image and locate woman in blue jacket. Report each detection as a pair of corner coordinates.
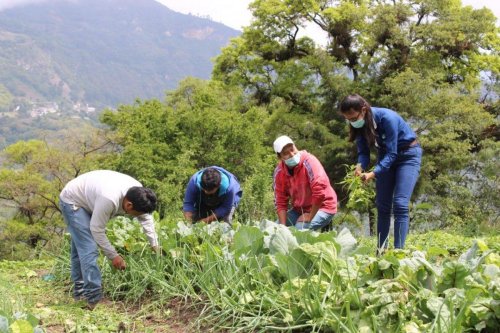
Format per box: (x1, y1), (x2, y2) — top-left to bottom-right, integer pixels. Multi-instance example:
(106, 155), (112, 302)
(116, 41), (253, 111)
(339, 94), (422, 250)
(183, 166), (242, 224)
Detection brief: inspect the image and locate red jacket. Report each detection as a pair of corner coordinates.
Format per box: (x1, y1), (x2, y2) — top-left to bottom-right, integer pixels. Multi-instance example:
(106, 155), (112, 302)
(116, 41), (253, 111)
(273, 151), (337, 214)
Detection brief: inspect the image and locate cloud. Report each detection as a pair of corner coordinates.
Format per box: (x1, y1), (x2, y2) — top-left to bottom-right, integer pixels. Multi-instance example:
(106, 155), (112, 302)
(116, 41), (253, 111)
(0, 0), (55, 11)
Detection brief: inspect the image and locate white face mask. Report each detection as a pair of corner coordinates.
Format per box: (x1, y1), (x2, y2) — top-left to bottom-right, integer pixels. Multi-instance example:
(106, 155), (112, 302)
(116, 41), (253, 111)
(284, 152), (301, 167)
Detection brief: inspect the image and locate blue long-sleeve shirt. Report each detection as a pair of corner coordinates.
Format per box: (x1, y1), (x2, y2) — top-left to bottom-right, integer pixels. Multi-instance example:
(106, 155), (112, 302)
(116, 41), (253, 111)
(183, 166), (242, 218)
(356, 107), (417, 176)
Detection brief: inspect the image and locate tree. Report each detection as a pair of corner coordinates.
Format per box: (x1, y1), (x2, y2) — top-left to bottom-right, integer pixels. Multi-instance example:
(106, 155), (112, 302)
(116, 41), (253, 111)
(100, 77), (273, 218)
(0, 128), (111, 259)
(213, 0), (499, 230)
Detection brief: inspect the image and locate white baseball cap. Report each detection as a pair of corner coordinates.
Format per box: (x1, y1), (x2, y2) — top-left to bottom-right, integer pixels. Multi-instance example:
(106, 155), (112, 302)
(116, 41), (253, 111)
(273, 135), (294, 154)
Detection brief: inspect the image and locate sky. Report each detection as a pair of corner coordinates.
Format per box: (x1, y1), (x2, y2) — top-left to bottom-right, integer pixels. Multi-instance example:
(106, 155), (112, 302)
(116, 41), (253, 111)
(155, 0), (499, 31)
(0, 0), (498, 29)
(155, 0), (253, 30)
(0, 0), (50, 11)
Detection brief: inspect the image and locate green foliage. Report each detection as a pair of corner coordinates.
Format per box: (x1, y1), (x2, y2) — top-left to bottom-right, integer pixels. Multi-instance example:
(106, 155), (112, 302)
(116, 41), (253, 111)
(237, 155), (276, 222)
(1, 0), (496, 243)
(0, 84), (13, 112)
(381, 69), (494, 176)
(0, 271), (44, 333)
(338, 164), (375, 212)
(100, 78), (271, 216)
(212, 0), (500, 231)
(0, 135), (110, 260)
(216, 0), (499, 91)
(52, 219), (500, 332)
(0, 219), (47, 261)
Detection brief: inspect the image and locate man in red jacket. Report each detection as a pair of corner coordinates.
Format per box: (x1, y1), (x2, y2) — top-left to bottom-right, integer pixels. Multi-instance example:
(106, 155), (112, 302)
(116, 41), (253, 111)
(273, 135), (337, 231)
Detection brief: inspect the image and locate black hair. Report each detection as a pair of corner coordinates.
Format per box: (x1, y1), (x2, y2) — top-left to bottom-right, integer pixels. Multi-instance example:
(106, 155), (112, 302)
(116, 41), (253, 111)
(125, 186), (157, 213)
(339, 94), (377, 147)
(201, 167), (221, 191)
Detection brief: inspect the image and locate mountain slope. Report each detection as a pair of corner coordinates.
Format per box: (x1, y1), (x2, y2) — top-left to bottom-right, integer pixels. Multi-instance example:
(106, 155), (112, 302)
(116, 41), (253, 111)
(0, 0), (239, 108)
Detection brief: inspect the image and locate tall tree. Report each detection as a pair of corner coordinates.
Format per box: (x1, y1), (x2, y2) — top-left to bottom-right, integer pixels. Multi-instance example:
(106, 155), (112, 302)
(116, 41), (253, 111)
(213, 0), (499, 229)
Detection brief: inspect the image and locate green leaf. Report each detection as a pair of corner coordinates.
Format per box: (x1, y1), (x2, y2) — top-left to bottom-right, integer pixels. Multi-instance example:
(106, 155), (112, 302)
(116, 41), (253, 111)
(378, 259), (392, 270)
(427, 297), (451, 328)
(459, 241), (481, 263)
(482, 264), (499, 282)
(260, 220), (298, 255)
(438, 261), (469, 293)
(403, 321), (421, 333)
(292, 229), (317, 244)
(300, 241), (338, 279)
(231, 225), (264, 256)
(274, 248), (313, 279)
(10, 320), (34, 333)
(335, 228), (357, 257)
(427, 247), (449, 257)
(24, 270), (37, 278)
(25, 314), (39, 328)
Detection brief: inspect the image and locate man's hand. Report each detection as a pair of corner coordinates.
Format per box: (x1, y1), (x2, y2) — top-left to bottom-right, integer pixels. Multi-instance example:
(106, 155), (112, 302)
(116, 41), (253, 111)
(201, 213), (217, 224)
(297, 213), (311, 223)
(112, 255), (126, 270)
(277, 210), (288, 225)
(183, 211), (193, 223)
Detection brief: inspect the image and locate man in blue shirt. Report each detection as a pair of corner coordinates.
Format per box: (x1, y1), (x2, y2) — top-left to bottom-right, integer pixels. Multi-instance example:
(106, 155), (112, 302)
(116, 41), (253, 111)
(183, 166), (242, 224)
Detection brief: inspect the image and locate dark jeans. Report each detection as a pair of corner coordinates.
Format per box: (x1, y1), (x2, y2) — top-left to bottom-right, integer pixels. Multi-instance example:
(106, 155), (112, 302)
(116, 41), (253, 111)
(376, 145), (422, 249)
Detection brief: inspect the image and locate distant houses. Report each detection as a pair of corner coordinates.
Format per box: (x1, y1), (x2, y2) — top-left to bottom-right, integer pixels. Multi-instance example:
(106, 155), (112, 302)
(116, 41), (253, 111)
(28, 102), (96, 118)
(72, 102), (96, 114)
(29, 102), (59, 117)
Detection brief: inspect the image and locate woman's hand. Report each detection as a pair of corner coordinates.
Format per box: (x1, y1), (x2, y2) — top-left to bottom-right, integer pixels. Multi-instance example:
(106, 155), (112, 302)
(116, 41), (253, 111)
(360, 172), (375, 184)
(354, 164), (363, 177)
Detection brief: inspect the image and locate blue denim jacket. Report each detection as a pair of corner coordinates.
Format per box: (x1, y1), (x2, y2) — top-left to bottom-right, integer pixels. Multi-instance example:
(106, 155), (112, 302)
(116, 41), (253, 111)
(356, 107), (417, 176)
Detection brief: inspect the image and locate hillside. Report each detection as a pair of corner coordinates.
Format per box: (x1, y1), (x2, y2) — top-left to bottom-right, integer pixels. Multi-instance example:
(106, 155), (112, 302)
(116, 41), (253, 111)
(0, 0), (239, 109)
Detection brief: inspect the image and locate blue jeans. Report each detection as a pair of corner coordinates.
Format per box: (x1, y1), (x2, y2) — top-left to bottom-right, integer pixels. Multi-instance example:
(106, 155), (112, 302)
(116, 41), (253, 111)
(59, 199), (102, 303)
(376, 146), (422, 249)
(283, 209), (334, 231)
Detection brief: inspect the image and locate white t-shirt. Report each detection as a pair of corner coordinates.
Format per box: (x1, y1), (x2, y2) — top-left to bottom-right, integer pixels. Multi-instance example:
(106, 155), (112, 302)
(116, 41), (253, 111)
(60, 170), (158, 259)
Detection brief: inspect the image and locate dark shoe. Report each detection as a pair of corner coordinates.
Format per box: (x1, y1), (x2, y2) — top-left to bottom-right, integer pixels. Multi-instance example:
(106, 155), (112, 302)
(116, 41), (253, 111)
(84, 300), (99, 311)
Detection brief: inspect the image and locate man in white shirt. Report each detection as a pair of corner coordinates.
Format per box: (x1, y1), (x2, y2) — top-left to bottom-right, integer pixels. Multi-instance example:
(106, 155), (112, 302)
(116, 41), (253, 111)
(59, 170), (159, 310)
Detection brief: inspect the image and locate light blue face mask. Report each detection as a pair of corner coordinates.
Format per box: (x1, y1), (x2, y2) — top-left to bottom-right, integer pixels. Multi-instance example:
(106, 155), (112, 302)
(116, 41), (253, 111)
(350, 118), (365, 128)
(285, 152), (301, 167)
